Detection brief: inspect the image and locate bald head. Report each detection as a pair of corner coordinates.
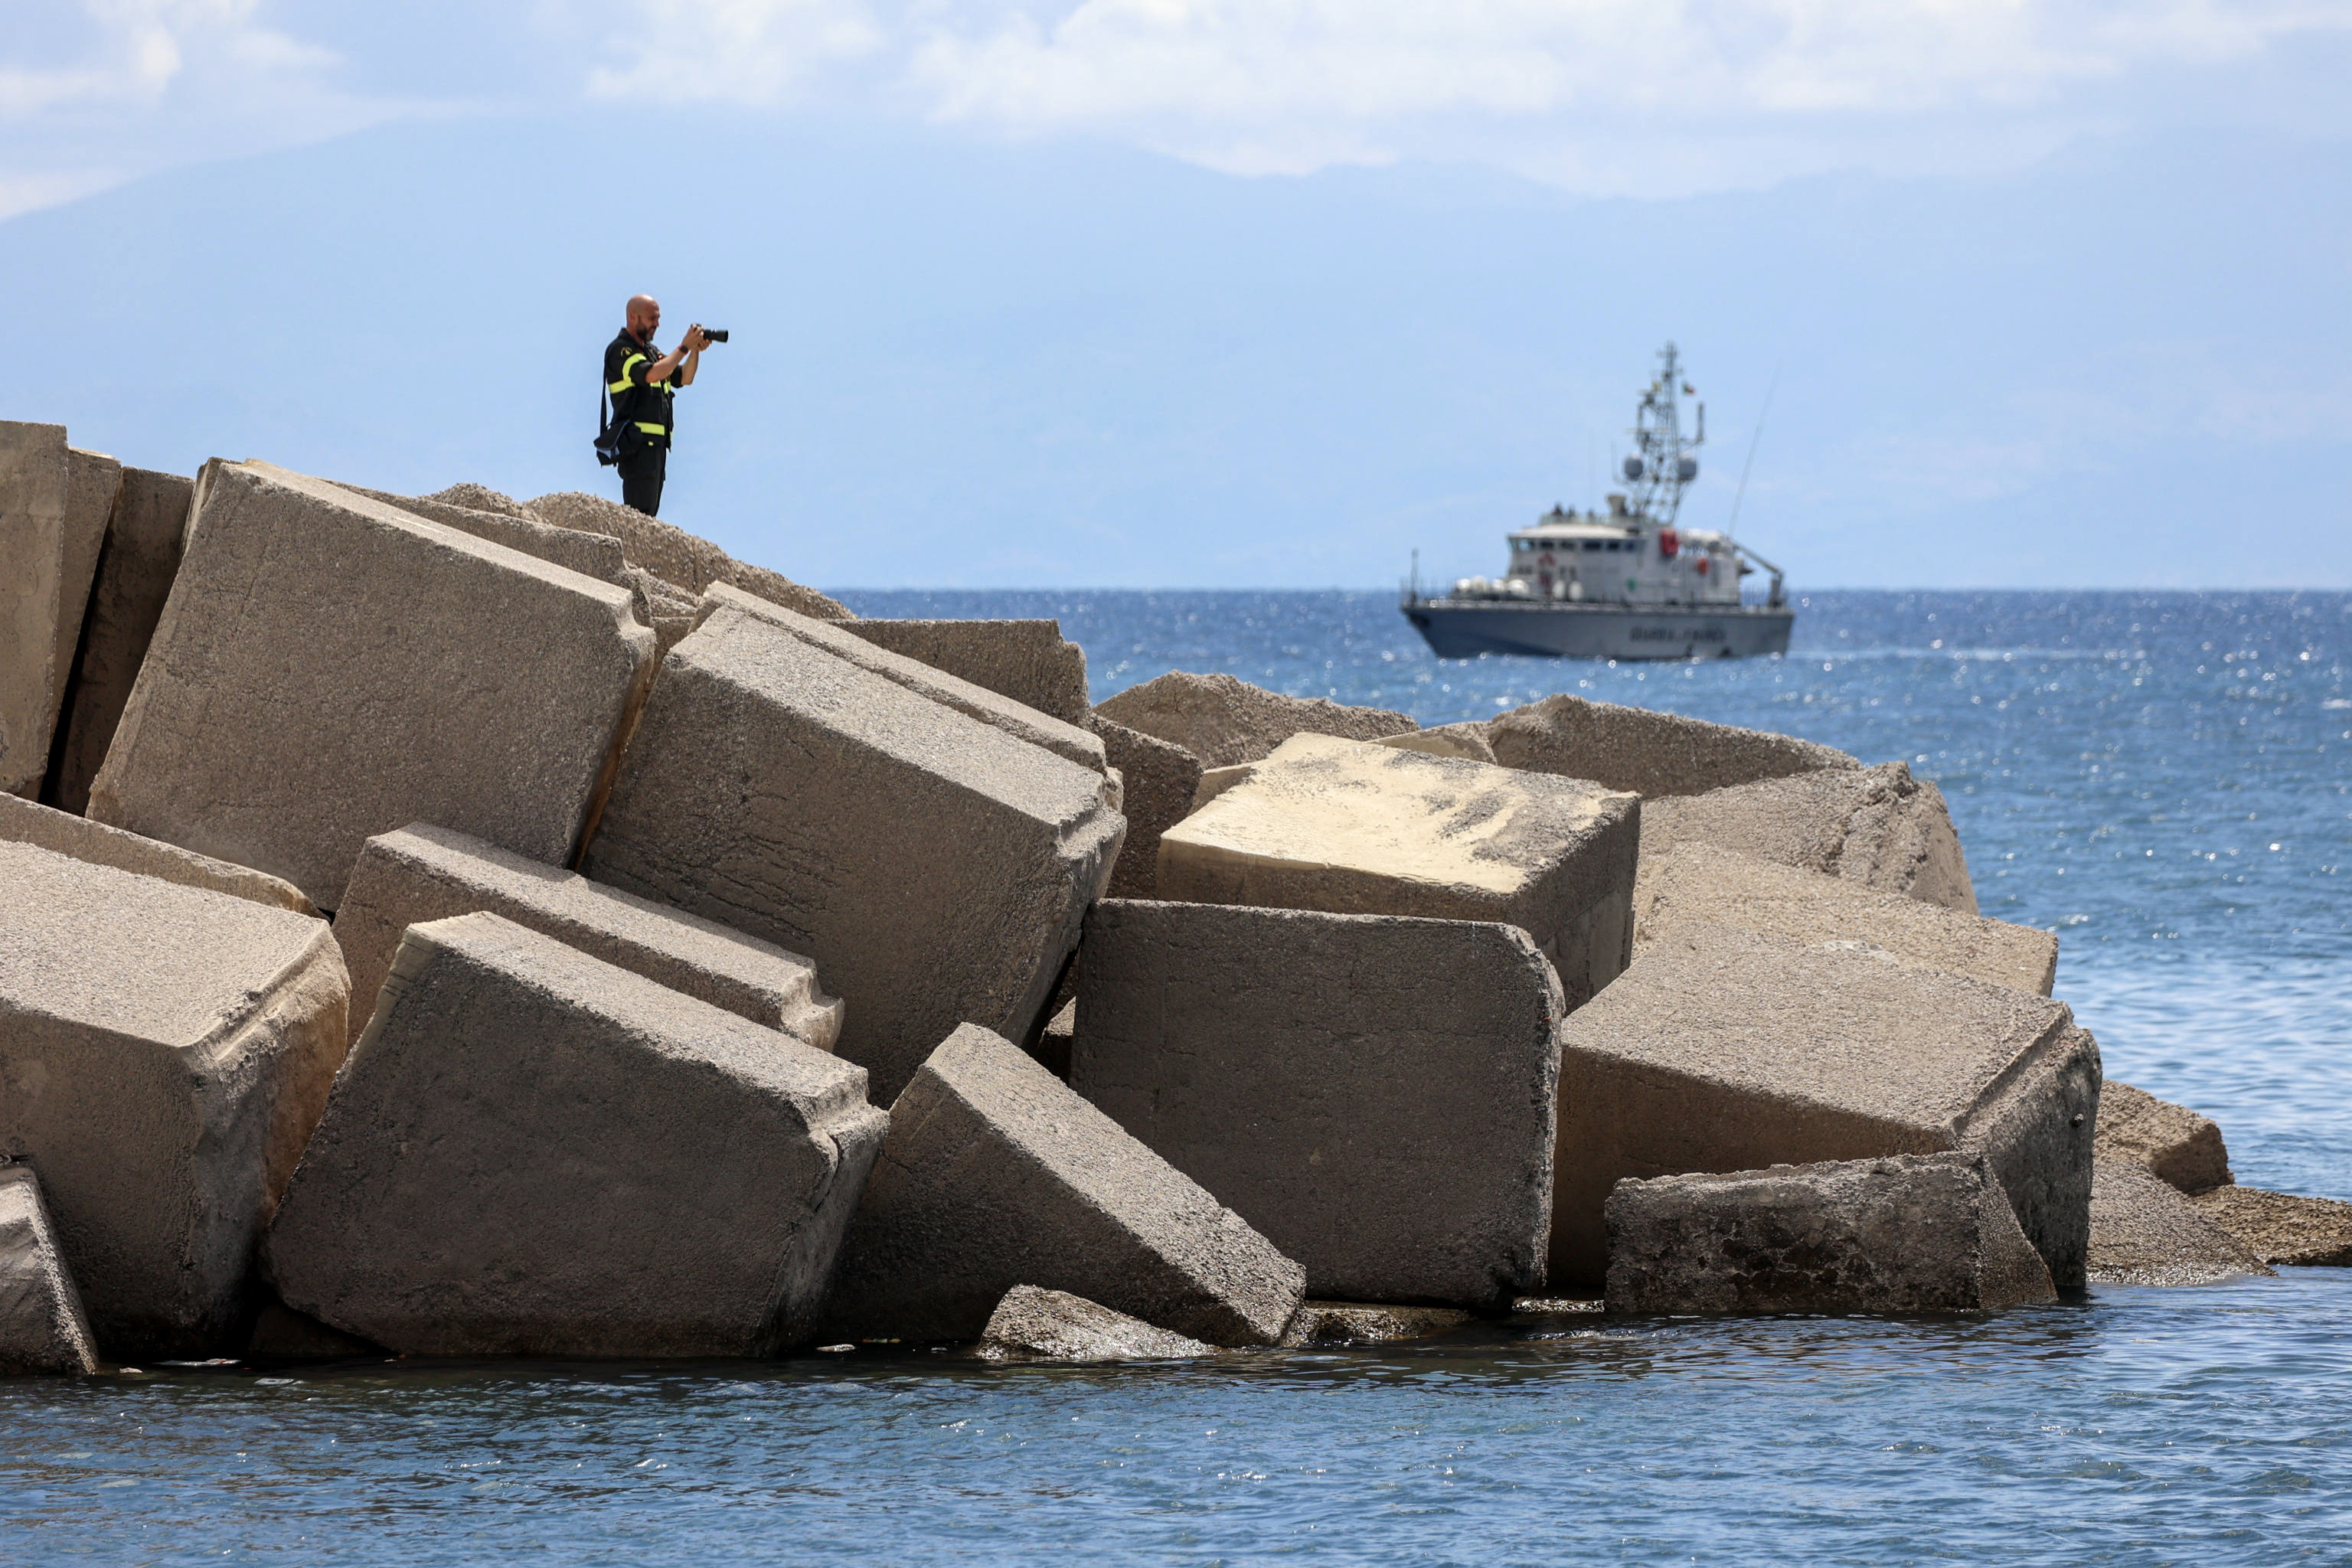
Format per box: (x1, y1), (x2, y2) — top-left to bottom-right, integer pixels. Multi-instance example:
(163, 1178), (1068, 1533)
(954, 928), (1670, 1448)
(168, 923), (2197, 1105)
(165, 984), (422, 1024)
(626, 294), (660, 339)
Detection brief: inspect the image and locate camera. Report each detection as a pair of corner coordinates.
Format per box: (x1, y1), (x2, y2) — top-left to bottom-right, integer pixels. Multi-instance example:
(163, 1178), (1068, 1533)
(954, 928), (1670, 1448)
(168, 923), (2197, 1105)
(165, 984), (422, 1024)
(701, 328), (729, 344)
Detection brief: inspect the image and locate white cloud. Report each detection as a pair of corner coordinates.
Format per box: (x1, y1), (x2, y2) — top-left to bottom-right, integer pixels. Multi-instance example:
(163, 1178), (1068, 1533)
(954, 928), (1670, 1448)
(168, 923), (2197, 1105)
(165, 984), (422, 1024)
(582, 0), (890, 105)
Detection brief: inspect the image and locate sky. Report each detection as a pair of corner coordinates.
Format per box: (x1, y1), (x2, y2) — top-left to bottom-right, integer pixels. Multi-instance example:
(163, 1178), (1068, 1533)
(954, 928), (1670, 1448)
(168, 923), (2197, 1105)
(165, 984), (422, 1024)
(5, 1), (2350, 590)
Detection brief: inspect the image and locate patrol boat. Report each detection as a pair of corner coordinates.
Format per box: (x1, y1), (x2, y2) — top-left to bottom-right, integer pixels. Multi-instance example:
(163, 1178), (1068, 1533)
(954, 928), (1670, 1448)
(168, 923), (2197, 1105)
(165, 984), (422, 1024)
(1400, 344), (1795, 661)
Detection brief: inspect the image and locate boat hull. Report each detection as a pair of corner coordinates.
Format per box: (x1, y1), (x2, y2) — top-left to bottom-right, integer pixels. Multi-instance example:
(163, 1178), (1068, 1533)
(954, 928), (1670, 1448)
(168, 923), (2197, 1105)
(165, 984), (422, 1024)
(1402, 599), (1795, 661)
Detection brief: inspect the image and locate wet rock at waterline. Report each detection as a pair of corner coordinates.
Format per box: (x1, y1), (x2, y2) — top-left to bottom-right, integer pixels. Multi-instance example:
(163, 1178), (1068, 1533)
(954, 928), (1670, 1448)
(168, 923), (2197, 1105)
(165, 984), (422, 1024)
(974, 1285), (1215, 1363)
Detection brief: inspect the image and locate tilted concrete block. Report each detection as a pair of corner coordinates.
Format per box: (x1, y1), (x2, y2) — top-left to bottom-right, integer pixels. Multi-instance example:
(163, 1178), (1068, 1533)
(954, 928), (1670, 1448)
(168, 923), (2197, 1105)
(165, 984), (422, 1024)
(1635, 843), (2054, 995)
(526, 489), (853, 620)
(1487, 692), (1857, 799)
(264, 913), (887, 1357)
(975, 1285), (1214, 1361)
(1553, 924), (2099, 1290)
(2, 425), (120, 797)
(1158, 733), (1639, 1008)
(1089, 714), (1203, 900)
(1605, 1152), (2057, 1314)
(335, 822), (841, 1050)
(1073, 900), (1561, 1308)
(1, 791), (316, 914)
(1640, 760), (1978, 914)
(2190, 1185), (2352, 1268)
(2095, 1082), (2234, 1195)
(583, 602), (1123, 1105)
(45, 467), (191, 815)
(354, 485), (629, 583)
(87, 461), (655, 910)
(1096, 670), (1417, 768)
(841, 619), (1091, 727)
(0, 841), (347, 1356)
(0, 1165), (101, 1377)
(2087, 1158), (2270, 1285)
(822, 1024), (1305, 1346)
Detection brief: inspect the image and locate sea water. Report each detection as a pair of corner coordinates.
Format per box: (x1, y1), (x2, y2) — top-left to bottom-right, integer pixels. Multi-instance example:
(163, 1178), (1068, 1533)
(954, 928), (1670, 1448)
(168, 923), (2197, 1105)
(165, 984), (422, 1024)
(5, 590), (2347, 1566)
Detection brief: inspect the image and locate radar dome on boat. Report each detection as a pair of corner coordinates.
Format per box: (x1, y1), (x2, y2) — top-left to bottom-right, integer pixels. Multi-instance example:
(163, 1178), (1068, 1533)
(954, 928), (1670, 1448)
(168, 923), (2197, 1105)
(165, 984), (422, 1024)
(1622, 456), (1645, 480)
(1676, 457), (1699, 482)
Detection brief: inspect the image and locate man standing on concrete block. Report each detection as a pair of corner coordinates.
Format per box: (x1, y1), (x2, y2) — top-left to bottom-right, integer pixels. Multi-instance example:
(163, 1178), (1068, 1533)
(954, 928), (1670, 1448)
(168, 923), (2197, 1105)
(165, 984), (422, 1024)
(601, 295), (714, 518)
(1072, 900), (1562, 1309)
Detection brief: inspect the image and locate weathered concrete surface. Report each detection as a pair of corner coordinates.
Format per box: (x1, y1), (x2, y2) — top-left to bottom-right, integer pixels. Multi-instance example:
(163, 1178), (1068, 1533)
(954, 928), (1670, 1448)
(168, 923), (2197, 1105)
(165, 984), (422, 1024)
(1635, 843), (2055, 995)
(0, 841), (348, 1356)
(1158, 733), (1639, 1008)
(1487, 693), (1858, 799)
(2096, 1082), (2234, 1195)
(1, 791), (317, 915)
(975, 1285), (1214, 1361)
(423, 482), (531, 517)
(1091, 714), (1203, 900)
(583, 601), (1122, 1105)
(2191, 1185), (2352, 1267)
(0, 1165), (100, 1376)
(2087, 1158), (2271, 1285)
(355, 485), (629, 583)
(1377, 721), (1499, 763)
(1640, 760), (1979, 914)
(1553, 924), (2099, 1290)
(1280, 1302), (1473, 1345)
(622, 564), (701, 658)
(822, 1025), (1305, 1346)
(1073, 900), (1561, 1308)
(841, 619), (1091, 727)
(87, 461), (655, 910)
(1096, 671), (1417, 768)
(335, 822), (841, 1050)
(45, 467), (192, 815)
(703, 586), (1104, 772)
(1605, 1152), (2058, 1313)
(526, 489), (852, 620)
(2, 426), (120, 798)
(264, 913), (886, 1357)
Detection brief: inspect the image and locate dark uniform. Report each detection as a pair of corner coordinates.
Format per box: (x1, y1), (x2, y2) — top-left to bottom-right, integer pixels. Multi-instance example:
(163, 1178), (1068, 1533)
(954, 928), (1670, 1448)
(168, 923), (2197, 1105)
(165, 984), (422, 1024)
(603, 328), (682, 516)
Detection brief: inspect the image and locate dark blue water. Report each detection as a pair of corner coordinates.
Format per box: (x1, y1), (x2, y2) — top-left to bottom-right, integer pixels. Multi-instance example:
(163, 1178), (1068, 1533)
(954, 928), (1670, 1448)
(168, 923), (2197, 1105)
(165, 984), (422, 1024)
(8, 590), (2349, 1565)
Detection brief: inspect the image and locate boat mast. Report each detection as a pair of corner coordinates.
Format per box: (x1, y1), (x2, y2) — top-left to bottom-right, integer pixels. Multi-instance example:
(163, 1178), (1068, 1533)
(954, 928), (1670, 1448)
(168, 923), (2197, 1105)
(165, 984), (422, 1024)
(1622, 342), (1701, 528)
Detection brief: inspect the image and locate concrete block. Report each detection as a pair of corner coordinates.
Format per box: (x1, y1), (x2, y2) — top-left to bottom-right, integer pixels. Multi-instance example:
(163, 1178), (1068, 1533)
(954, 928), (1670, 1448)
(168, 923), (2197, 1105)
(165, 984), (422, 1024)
(1605, 1152), (2058, 1313)
(1635, 842), (2055, 995)
(2096, 1082), (2233, 1195)
(975, 1285), (1214, 1361)
(1095, 671), (1417, 768)
(583, 600), (1123, 1105)
(1, 791), (316, 915)
(841, 619), (1091, 727)
(1553, 923), (2099, 1289)
(701, 586), (1103, 772)
(355, 485), (629, 583)
(1488, 693), (1857, 799)
(1072, 900), (1561, 1308)
(1280, 1302), (1472, 1345)
(422, 482), (531, 517)
(263, 913), (887, 1357)
(0, 841), (348, 1356)
(821, 1024), (1305, 1346)
(2190, 1185), (2352, 1267)
(335, 822), (841, 1050)
(1158, 733), (1640, 1008)
(87, 461), (655, 910)
(2, 425), (120, 797)
(45, 467), (191, 815)
(2087, 1158), (2270, 1285)
(0, 1165), (101, 1376)
(1640, 760), (1978, 914)
(1090, 714), (1202, 900)
(526, 489), (853, 620)
(622, 564), (701, 658)
(1377, 721), (1498, 763)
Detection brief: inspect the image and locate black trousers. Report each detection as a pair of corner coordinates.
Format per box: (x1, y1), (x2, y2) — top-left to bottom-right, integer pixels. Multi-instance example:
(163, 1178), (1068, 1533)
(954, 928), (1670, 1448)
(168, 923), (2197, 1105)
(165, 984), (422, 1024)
(618, 445), (666, 516)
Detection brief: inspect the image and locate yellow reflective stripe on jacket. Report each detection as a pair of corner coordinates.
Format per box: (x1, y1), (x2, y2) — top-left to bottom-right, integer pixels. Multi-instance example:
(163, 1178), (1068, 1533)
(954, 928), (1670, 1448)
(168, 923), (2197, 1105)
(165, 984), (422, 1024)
(634, 422), (667, 435)
(609, 352), (648, 394)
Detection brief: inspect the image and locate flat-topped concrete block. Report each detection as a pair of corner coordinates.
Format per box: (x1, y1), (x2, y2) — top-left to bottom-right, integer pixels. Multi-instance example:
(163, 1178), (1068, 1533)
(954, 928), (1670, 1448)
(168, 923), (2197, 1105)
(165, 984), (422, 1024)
(822, 1024), (1304, 1346)
(1073, 900), (1562, 1308)
(87, 460), (654, 910)
(583, 601), (1122, 1105)
(1158, 733), (1639, 1008)
(1090, 714), (1201, 900)
(45, 467), (192, 815)
(2096, 1082), (2234, 1195)
(1281, 1302), (1473, 1345)
(335, 822), (842, 1050)
(2087, 1158), (2270, 1285)
(1640, 760), (1978, 914)
(0, 1166), (100, 1376)
(356, 485), (629, 583)
(2, 424), (120, 797)
(1605, 1152), (2058, 1313)
(2190, 1185), (2352, 1267)
(1096, 671), (1417, 768)
(1, 791), (316, 914)
(526, 489), (853, 620)
(1553, 923), (2099, 1289)
(264, 913), (886, 1357)
(1635, 843), (2055, 995)
(0, 841), (347, 1356)
(1487, 693), (1857, 799)
(841, 619), (1091, 727)
(975, 1285), (1214, 1361)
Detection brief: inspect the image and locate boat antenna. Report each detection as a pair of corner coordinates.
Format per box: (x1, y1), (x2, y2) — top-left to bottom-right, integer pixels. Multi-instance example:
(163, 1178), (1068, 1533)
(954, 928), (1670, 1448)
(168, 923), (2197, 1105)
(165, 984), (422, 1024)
(1726, 362), (1780, 540)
